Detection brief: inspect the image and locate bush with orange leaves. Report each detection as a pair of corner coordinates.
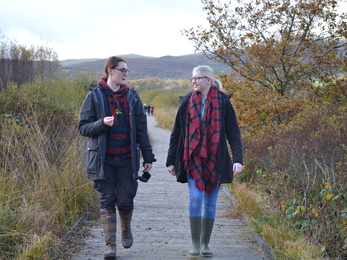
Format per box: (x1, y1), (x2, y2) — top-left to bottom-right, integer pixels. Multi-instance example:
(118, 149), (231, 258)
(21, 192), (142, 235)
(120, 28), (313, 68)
(223, 74), (347, 258)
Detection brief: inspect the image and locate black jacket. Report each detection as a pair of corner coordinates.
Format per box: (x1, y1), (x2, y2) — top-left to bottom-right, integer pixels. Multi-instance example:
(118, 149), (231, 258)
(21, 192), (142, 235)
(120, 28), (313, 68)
(166, 90), (242, 184)
(79, 84), (156, 180)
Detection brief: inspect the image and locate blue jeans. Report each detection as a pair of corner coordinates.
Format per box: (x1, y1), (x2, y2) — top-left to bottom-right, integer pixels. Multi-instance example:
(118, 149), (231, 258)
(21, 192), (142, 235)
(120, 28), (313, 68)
(187, 176), (220, 219)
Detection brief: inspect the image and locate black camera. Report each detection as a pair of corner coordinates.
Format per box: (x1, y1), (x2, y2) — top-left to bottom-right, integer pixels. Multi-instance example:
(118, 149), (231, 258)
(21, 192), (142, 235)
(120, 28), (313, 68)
(137, 171), (151, 182)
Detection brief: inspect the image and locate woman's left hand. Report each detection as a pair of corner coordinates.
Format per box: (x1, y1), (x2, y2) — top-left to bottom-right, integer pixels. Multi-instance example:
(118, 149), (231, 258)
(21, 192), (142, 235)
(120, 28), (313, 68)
(233, 163), (243, 175)
(143, 163), (152, 172)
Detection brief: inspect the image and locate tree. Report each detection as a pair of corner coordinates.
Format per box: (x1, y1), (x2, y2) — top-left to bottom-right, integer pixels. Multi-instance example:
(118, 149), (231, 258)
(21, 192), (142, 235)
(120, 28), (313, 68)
(0, 32), (59, 89)
(183, 0), (347, 96)
(33, 44), (60, 81)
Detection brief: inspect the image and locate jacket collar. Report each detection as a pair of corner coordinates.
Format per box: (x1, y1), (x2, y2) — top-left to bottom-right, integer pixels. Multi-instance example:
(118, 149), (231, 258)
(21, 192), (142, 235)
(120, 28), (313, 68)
(179, 90), (232, 104)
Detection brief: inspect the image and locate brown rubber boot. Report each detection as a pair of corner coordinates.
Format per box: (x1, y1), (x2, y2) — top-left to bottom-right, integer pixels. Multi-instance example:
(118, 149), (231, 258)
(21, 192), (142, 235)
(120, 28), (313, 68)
(118, 209), (133, 248)
(100, 209), (117, 259)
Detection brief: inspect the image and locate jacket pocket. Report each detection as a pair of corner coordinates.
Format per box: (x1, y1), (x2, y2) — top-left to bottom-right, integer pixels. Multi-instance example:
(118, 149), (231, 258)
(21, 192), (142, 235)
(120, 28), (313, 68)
(86, 145), (99, 174)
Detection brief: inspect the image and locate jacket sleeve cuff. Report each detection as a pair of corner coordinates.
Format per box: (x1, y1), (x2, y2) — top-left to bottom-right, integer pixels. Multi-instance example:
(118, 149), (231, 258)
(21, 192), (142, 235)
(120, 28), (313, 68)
(143, 158), (157, 165)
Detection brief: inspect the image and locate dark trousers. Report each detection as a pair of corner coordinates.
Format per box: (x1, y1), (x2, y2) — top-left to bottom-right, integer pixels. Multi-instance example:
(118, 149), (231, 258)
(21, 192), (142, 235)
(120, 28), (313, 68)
(94, 158), (138, 212)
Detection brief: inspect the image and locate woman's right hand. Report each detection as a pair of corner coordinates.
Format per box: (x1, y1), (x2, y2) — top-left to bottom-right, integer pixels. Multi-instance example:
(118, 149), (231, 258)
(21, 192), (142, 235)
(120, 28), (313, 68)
(167, 165), (176, 176)
(103, 116), (114, 127)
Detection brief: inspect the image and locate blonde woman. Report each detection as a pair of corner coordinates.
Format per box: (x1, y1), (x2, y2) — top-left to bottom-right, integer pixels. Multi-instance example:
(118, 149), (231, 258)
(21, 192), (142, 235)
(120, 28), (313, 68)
(166, 65), (243, 257)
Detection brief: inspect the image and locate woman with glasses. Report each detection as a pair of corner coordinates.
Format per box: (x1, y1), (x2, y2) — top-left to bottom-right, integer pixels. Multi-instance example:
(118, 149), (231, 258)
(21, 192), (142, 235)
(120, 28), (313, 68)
(79, 56), (156, 259)
(166, 65), (243, 257)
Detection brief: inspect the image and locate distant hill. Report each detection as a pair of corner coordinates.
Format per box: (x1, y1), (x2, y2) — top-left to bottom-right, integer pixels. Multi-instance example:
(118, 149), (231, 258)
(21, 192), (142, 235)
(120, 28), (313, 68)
(59, 53), (232, 80)
(59, 58), (100, 67)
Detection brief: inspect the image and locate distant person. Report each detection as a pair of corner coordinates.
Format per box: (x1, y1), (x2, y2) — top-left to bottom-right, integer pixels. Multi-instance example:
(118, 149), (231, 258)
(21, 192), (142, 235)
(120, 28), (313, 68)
(143, 103), (148, 113)
(78, 56), (156, 259)
(150, 104), (154, 116)
(166, 65), (243, 257)
(146, 103), (151, 116)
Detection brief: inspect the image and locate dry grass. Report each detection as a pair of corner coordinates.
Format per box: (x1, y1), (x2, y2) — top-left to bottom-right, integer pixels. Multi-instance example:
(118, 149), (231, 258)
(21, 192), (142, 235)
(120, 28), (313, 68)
(0, 117), (96, 259)
(0, 81), (98, 259)
(153, 107), (177, 130)
(229, 182), (324, 259)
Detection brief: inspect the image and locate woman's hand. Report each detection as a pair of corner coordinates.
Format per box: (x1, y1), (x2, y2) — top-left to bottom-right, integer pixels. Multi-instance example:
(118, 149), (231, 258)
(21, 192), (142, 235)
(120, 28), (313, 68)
(143, 163), (152, 172)
(103, 116), (114, 127)
(167, 165), (176, 176)
(233, 163), (243, 175)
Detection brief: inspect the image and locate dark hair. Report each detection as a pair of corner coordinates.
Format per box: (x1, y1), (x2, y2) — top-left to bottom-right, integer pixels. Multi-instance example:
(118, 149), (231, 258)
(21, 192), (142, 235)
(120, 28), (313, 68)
(101, 56), (126, 81)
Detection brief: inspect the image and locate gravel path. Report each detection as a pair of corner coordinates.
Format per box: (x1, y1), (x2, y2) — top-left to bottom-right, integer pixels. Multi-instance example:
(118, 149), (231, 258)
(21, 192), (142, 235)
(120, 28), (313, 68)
(69, 115), (266, 260)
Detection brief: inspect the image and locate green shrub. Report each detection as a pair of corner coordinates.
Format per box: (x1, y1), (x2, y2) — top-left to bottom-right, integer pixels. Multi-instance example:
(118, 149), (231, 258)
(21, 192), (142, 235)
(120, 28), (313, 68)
(243, 104), (347, 258)
(0, 79), (97, 259)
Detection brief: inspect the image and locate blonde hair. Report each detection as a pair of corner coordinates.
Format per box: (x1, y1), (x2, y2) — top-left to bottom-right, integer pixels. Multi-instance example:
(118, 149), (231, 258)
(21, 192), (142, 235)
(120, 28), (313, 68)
(192, 65), (223, 90)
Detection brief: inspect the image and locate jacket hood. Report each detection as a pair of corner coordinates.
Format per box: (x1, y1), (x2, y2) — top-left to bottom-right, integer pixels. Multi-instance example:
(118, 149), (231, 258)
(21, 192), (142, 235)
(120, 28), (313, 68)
(97, 79), (130, 94)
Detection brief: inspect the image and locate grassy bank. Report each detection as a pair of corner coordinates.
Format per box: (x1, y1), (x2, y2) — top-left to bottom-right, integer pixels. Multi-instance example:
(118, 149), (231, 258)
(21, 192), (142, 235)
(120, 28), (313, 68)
(152, 107), (177, 130)
(0, 78), (98, 259)
(226, 182), (324, 259)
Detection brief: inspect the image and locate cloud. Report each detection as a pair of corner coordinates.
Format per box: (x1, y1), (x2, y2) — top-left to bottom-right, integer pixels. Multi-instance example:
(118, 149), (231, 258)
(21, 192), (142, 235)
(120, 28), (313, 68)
(0, 0), (209, 60)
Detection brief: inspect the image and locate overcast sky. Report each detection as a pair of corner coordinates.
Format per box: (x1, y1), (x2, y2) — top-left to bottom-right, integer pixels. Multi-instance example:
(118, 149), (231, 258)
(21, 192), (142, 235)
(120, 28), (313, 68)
(0, 0), (210, 60)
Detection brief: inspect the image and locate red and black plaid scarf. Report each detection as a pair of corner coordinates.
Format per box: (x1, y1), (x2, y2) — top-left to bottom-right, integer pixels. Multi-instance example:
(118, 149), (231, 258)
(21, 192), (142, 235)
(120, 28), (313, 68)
(183, 85), (222, 193)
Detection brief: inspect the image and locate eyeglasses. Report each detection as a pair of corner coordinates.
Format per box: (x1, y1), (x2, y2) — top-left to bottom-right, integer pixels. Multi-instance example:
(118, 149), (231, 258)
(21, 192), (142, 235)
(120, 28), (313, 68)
(111, 67), (130, 74)
(190, 76), (208, 81)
